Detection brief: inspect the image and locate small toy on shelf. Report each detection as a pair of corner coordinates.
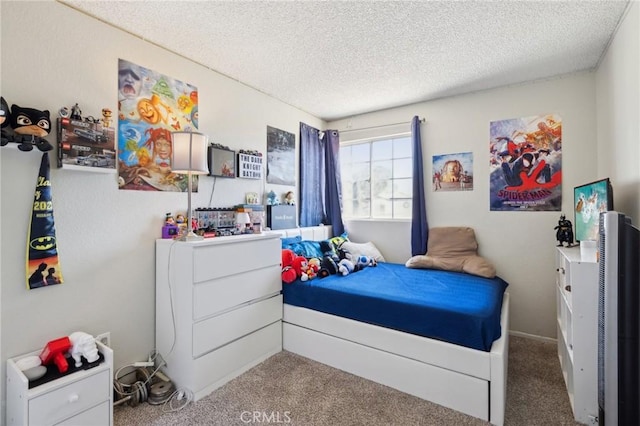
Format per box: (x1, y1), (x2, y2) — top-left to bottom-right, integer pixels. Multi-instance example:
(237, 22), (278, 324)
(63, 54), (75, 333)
(0, 96), (8, 147)
(284, 191), (295, 205)
(68, 331), (99, 368)
(101, 108), (113, 128)
(1, 99), (53, 152)
(70, 103), (82, 120)
(39, 336), (72, 374)
(162, 213), (179, 239)
(267, 190), (280, 206)
(555, 214), (574, 247)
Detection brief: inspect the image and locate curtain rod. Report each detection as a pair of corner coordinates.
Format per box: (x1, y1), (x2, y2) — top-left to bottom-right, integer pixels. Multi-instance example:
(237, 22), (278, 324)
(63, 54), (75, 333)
(338, 117), (425, 134)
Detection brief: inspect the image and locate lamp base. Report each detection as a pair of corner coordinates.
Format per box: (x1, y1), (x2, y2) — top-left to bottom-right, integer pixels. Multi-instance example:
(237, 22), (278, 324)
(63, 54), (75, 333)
(178, 231), (203, 242)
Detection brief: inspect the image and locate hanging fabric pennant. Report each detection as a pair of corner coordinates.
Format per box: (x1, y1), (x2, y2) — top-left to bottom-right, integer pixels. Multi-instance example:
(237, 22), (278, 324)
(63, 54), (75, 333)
(26, 152), (64, 289)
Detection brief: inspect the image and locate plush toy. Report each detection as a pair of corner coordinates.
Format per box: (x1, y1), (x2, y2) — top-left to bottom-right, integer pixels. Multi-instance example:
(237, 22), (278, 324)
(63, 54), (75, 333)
(267, 190), (280, 206)
(281, 249), (297, 284)
(318, 256), (338, 278)
(282, 267), (297, 284)
(291, 255), (307, 278)
(0, 96), (9, 147)
(306, 258), (320, 279)
(1, 101), (53, 152)
(354, 255), (377, 270)
(338, 258), (355, 276)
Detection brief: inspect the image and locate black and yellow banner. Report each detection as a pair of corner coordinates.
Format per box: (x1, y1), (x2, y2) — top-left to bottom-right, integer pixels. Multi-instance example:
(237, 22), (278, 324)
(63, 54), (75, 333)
(26, 153), (63, 289)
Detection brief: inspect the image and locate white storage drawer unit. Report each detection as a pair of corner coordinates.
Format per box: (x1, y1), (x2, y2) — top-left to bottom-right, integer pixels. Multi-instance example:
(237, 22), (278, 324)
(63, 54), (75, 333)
(6, 341), (113, 426)
(156, 233), (283, 401)
(555, 246), (598, 425)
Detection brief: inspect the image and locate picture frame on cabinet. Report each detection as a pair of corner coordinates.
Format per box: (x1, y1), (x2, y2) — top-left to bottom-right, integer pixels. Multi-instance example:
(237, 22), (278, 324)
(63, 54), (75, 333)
(208, 146), (236, 178)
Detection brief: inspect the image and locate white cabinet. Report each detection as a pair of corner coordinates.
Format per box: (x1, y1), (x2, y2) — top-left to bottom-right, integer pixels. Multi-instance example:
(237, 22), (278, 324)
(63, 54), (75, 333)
(155, 233), (282, 401)
(556, 246), (598, 425)
(6, 342), (113, 426)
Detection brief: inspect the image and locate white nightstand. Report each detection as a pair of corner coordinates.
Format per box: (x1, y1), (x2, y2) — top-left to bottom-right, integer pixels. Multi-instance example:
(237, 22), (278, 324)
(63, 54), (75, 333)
(6, 341), (113, 426)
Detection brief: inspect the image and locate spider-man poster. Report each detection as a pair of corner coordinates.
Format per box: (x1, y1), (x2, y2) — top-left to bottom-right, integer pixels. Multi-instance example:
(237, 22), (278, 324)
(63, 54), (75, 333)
(489, 114), (562, 211)
(117, 59), (199, 191)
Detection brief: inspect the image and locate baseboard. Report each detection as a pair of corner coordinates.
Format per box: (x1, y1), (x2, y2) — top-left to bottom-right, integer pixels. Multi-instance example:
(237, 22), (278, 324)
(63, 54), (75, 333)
(509, 330), (556, 344)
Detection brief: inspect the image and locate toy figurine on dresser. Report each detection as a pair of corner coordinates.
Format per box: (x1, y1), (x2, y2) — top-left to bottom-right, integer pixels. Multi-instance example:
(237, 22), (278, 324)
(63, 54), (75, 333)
(555, 214), (574, 247)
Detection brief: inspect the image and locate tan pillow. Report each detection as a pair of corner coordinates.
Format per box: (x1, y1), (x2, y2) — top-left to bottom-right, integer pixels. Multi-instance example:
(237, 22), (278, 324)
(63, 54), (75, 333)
(405, 227), (495, 278)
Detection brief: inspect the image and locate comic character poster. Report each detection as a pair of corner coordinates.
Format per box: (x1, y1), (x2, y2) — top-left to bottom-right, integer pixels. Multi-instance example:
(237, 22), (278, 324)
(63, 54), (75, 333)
(432, 152), (473, 192)
(27, 153), (64, 289)
(266, 125), (295, 185)
(489, 114), (562, 211)
(117, 59), (199, 191)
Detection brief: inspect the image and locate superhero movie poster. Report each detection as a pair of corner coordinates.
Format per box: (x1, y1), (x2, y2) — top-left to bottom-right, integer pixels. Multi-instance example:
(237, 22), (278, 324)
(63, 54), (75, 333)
(117, 59), (200, 191)
(489, 114), (562, 211)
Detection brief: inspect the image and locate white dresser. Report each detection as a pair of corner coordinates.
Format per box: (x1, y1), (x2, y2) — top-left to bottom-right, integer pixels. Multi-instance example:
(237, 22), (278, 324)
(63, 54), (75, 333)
(6, 341), (113, 426)
(555, 246), (598, 425)
(155, 233), (282, 401)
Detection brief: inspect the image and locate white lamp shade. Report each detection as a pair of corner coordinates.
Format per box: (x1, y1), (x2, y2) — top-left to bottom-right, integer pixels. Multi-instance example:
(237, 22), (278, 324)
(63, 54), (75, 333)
(236, 212), (251, 225)
(171, 131), (209, 174)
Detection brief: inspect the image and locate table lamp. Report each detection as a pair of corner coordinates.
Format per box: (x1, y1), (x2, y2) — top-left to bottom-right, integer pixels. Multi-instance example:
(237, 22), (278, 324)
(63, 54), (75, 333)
(171, 131), (209, 241)
(236, 212), (251, 233)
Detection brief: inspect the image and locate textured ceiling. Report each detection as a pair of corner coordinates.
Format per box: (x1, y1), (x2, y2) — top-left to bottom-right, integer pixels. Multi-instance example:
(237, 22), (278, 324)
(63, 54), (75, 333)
(60, 0), (629, 121)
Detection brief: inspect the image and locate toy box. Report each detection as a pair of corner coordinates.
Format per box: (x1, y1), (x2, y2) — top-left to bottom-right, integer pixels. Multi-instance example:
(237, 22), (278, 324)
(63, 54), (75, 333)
(57, 117), (116, 172)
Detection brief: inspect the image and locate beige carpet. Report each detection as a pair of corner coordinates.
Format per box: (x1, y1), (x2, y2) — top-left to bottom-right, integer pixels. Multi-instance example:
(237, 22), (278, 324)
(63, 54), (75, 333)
(114, 335), (580, 425)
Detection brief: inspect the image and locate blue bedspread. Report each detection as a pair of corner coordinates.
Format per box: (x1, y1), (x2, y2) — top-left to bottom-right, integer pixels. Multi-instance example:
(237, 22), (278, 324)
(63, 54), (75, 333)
(282, 262), (508, 351)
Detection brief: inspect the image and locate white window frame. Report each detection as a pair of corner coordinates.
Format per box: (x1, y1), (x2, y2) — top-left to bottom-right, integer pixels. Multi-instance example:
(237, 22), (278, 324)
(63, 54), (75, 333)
(340, 132), (412, 220)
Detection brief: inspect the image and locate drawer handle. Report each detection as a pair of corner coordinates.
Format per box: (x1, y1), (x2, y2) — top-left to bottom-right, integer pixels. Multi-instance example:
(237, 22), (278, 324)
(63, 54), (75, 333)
(565, 285), (572, 292)
(556, 267), (565, 274)
(68, 394), (79, 403)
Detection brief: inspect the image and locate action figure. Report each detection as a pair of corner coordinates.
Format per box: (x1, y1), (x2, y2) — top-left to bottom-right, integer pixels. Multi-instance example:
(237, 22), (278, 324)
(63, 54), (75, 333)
(555, 214), (574, 247)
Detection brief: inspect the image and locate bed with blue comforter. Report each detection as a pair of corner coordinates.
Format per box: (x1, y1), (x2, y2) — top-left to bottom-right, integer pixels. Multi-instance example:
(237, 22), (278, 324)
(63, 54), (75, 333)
(282, 262), (508, 351)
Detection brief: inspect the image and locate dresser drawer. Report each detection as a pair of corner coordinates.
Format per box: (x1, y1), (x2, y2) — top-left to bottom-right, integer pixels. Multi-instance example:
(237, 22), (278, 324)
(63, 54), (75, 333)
(193, 237), (280, 283)
(56, 400), (110, 426)
(193, 294), (283, 357)
(193, 265), (281, 320)
(28, 369), (109, 426)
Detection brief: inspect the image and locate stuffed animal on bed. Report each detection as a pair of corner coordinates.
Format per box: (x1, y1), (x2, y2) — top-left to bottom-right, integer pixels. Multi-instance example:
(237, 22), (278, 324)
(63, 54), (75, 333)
(291, 255), (309, 281)
(353, 255), (377, 269)
(338, 258), (355, 276)
(281, 249), (297, 284)
(318, 255), (338, 278)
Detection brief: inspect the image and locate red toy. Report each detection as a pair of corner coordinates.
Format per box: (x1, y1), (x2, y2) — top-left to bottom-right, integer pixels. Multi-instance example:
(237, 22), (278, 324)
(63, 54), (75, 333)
(281, 249), (297, 284)
(291, 255), (307, 277)
(39, 336), (72, 373)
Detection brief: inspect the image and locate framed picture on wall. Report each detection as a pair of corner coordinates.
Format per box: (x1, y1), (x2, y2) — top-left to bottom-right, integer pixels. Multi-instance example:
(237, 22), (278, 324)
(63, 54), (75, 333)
(237, 152), (263, 179)
(208, 146), (236, 178)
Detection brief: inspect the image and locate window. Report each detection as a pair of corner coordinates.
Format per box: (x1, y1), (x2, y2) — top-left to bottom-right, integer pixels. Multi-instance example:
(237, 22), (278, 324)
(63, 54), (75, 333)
(340, 136), (412, 219)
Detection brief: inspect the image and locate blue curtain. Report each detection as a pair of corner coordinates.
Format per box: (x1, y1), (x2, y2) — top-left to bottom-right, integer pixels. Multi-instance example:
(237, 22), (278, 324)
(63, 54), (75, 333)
(299, 123), (344, 235)
(299, 123), (325, 227)
(411, 116), (428, 255)
(324, 130), (344, 236)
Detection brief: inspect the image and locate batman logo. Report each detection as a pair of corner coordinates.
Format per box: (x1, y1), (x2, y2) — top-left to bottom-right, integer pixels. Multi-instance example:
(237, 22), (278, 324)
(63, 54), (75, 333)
(30, 236), (56, 251)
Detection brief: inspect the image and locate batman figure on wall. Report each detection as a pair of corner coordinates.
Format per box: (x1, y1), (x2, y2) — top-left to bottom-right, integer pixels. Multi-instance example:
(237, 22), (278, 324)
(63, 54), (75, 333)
(0, 96), (53, 152)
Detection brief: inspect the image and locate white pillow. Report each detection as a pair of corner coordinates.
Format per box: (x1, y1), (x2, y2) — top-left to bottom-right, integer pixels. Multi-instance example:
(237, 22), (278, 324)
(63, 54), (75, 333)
(341, 241), (386, 262)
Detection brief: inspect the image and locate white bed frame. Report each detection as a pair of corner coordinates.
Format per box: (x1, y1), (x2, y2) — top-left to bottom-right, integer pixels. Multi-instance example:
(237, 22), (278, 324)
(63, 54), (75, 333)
(271, 226), (509, 425)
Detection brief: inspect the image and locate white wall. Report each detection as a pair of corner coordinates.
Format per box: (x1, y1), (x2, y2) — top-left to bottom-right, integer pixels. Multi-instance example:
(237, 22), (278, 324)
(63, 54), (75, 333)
(331, 73), (600, 339)
(0, 0), (323, 406)
(596, 1), (640, 220)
